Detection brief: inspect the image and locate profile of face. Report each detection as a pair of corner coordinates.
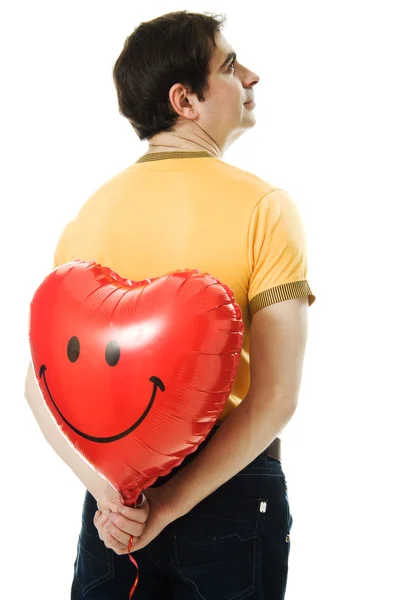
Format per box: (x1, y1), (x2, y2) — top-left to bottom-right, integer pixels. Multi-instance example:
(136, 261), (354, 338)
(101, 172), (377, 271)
(206, 32), (260, 138)
(168, 32), (261, 153)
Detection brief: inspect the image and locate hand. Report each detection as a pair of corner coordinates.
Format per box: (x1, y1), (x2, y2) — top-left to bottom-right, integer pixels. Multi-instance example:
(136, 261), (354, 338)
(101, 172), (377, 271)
(94, 485), (174, 555)
(97, 481), (149, 522)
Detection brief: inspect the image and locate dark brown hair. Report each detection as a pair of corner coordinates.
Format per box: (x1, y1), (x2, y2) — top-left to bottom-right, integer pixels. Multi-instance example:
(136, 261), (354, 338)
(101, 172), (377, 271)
(112, 10), (227, 141)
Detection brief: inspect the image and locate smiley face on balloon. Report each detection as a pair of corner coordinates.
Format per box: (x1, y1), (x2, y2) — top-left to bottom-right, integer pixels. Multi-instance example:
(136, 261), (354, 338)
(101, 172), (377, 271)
(39, 359), (164, 444)
(29, 260), (243, 505)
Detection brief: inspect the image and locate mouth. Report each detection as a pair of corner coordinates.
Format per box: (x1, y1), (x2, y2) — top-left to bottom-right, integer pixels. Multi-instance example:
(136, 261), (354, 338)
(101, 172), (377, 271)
(39, 364), (165, 443)
(244, 100), (256, 107)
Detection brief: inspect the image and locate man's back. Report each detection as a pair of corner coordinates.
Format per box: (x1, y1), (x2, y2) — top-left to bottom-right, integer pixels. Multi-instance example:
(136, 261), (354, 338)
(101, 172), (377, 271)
(55, 152), (315, 421)
(53, 150), (316, 423)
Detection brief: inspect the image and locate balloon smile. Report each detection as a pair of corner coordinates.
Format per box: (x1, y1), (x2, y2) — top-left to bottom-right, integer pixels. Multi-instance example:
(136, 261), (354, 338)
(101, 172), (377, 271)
(39, 364), (165, 443)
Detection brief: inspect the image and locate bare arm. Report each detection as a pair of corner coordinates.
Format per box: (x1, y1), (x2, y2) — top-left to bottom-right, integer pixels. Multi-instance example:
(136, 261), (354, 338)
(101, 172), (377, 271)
(160, 295), (309, 520)
(24, 362), (108, 501)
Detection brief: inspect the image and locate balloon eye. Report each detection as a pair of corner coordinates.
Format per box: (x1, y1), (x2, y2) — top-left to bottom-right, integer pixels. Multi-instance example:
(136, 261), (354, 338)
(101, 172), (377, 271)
(105, 341), (120, 367)
(67, 336), (80, 362)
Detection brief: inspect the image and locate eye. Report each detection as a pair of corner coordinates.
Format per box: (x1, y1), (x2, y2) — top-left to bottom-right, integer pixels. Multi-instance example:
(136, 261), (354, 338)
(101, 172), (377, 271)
(227, 58), (236, 72)
(105, 340), (120, 367)
(67, 336), (80, 363)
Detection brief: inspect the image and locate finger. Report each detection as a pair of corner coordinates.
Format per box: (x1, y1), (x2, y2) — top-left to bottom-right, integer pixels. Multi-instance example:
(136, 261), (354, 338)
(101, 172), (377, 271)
(108, 513), (145, 538)
(94, 510), (111, 540)
(106, 521), (137, 547)
(96, 521), (107, 543)
(104, 531), (136, 555)
(116, 502), (148, 524)
(97, 499), (120, 513)
(97, 510), (111, 527)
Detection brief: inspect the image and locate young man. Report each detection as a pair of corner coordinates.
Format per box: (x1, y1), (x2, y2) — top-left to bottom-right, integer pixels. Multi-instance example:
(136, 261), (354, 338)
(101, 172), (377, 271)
(25, 10), (316, 599)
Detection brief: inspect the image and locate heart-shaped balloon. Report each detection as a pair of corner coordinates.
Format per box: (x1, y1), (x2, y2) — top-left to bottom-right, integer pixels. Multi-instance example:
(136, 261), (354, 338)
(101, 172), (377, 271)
(29, 260), (243, 506)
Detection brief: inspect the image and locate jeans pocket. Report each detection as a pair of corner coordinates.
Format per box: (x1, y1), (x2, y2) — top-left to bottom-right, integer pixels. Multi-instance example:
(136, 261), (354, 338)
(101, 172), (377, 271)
(173, 503), (267, 600)
(73, 496), (115, 598)
(73, 529), (115, 596)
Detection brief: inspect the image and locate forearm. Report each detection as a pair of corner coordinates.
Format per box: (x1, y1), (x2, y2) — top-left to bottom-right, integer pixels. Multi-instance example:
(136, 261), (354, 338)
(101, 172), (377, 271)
(161, 391), (297, 520)
(24, 363), (107, 501)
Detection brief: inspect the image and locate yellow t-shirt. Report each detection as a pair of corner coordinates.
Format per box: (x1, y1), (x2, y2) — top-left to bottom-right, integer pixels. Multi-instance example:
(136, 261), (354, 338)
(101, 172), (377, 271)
(53, 150), (316, 423)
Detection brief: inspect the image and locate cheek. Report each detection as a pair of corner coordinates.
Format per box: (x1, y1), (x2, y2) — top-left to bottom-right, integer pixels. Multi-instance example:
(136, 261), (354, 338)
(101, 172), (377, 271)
(226, 84), (243, 112)
(215, 89), (241, 119)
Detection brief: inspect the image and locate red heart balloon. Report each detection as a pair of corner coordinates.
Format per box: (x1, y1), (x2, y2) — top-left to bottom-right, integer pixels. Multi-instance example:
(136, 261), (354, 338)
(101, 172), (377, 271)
(29, 260), (243, 506)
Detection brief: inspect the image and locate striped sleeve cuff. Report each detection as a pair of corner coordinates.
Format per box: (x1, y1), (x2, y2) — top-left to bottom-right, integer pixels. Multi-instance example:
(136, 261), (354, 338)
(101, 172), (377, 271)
(249, 280), (316, 319)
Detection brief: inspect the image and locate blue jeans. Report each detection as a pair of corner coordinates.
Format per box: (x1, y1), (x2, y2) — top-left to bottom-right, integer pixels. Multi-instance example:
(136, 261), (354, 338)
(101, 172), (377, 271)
(71, 426), (293, 599)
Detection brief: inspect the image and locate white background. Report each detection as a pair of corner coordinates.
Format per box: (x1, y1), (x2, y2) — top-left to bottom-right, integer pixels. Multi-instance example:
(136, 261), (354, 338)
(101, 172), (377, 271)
(1, 1), (399, 598)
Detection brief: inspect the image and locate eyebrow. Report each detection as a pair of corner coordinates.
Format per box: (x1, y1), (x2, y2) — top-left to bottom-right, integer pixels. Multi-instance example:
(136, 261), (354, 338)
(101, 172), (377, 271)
(220, 51), (237, 70)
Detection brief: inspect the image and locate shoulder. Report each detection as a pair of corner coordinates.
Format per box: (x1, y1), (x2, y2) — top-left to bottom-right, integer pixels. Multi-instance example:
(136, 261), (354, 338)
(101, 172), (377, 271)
(211, 158), (280, 198)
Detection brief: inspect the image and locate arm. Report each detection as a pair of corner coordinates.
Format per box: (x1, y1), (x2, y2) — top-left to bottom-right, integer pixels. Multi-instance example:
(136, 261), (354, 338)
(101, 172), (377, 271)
(24, 361), (108, 501)
(26, 249), (118, 503)
(160, 295), (309, 520)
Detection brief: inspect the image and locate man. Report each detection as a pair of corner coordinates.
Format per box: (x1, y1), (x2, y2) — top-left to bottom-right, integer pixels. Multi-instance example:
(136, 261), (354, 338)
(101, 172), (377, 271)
(25, 10), (316, 599)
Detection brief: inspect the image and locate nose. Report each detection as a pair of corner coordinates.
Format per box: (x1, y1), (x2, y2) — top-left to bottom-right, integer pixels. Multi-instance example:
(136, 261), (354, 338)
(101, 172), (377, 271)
(244, 68), (260, 92)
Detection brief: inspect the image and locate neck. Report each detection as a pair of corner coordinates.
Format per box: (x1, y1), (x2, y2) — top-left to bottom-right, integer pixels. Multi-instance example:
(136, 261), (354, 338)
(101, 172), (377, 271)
(146, 121), (223, 158)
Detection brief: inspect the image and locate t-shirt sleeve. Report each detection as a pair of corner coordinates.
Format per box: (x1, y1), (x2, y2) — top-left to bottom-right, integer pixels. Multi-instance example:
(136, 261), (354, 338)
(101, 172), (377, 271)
(247, 188), (316, 319)
(52, 220), (75, 269)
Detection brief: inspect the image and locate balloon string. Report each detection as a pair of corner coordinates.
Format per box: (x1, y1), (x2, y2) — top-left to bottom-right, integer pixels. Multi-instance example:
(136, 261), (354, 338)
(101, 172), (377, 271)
(127, 536), (139, 599)
(126, 492), (144, 599)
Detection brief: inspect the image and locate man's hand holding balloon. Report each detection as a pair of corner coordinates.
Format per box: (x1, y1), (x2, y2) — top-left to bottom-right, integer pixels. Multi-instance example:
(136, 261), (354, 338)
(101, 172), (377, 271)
(94, 485), (173, 555)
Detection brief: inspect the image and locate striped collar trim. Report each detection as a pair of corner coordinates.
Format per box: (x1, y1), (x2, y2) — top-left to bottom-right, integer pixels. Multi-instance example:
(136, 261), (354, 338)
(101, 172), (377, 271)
(135, 151), (217, 163)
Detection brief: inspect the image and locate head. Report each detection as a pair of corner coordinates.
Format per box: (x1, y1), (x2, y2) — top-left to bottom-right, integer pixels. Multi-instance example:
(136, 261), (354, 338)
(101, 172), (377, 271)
(113, 10), (260, 155)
